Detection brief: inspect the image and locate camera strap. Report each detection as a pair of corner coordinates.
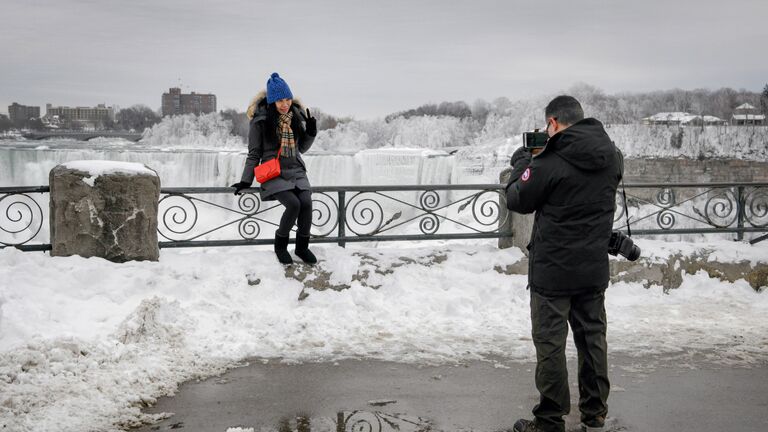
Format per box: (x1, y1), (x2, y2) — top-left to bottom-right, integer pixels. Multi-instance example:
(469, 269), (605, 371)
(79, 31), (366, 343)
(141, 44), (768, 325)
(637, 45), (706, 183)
(615, 143), (632, 237)
(621, 181), (632, 237)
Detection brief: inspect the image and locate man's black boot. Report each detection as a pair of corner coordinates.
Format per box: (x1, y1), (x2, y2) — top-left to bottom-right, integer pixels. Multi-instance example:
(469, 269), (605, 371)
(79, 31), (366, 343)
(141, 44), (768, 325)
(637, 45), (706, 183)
(294, 235), (317, 264)
(274, 233), (293, 265)
(512, 419), (548, 432)
(580, 415), (607, 432)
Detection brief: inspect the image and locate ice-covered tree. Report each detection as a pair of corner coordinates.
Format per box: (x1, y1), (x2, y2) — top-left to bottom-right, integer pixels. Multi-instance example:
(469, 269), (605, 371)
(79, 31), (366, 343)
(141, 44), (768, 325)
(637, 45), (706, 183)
(0, 114), (13, 132)
(116, 105), (161, 132)
(140, 112), (244, 149)
(220, 109), (249, 140)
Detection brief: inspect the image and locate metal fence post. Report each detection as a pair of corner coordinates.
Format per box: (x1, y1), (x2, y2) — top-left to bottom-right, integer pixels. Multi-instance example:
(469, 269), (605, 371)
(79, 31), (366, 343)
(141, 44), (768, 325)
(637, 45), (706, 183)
(337, 190), (346, 248)
(736, 186), (745, 241)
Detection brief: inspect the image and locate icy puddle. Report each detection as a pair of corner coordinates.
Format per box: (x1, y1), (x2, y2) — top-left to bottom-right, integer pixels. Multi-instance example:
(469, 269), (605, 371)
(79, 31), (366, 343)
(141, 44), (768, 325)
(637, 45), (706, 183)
(132, 356), (768, 432)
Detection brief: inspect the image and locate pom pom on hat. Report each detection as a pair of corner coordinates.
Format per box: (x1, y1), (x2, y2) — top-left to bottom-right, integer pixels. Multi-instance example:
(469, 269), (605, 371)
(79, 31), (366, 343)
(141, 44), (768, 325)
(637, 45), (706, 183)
(266, 72), (293, 104)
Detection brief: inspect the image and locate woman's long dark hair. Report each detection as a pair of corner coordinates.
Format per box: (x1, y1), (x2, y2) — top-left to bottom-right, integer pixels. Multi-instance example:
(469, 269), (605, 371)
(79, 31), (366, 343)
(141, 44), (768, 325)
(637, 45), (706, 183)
(264, 102), (279, 143)
(263, 100), (304, 145)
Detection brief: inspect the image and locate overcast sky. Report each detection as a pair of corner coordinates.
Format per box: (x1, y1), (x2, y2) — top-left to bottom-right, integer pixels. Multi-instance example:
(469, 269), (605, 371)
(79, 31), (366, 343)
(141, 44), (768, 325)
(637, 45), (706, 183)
(1, 0), (766, 119)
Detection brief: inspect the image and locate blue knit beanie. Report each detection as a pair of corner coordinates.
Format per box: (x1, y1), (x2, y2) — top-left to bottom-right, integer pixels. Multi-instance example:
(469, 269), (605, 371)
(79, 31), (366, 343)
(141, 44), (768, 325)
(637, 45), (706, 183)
(266, 72), (293, 104)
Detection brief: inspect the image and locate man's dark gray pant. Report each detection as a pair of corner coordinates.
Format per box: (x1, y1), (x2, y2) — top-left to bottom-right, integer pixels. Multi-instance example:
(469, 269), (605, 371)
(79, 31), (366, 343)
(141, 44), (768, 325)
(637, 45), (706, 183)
(530, 289), (610, 432)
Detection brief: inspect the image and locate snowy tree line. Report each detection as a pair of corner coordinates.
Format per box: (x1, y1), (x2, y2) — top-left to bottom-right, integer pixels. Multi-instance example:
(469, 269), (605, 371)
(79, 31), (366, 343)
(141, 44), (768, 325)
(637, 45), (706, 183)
(140, 112), (244, 148)
(4, 85), (766, 139)
(385, 84), (768, 128)
(131, 84), (768, 156)
(136, 108), (768, 159)
(310, 84), (768, 152)
(115, 105), (161, 131)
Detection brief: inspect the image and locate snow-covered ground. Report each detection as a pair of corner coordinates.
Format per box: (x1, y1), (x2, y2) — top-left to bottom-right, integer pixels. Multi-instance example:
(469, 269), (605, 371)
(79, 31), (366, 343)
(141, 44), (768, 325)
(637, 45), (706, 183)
(1, 239), (767, 431)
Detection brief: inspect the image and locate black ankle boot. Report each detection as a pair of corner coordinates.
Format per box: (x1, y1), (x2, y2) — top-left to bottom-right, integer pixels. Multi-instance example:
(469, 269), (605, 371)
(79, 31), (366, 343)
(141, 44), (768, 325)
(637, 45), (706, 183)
(274, 233), (293, 265)
(295, 235), (317, 264)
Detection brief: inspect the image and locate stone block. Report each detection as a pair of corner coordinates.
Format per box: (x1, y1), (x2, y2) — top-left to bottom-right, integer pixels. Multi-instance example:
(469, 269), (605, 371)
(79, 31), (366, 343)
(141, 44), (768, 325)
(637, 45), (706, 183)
(498, 167), (534, 253)
(49, 161), (160, 262)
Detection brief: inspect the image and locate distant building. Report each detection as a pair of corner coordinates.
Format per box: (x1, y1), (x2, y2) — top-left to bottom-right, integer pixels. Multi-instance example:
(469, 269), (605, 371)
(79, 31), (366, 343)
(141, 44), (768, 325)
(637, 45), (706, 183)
(642, 112), (727, 126)
(8, 103), (41, 123)
(731, 103), (765, 126)
(161, 88), (217, 117)
(45, 103), (115, 125)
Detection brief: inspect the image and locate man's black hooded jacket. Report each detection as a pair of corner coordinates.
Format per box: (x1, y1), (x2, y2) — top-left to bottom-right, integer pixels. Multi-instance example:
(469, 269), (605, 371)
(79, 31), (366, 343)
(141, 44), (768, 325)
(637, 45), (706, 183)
(506, 118), (622, 295)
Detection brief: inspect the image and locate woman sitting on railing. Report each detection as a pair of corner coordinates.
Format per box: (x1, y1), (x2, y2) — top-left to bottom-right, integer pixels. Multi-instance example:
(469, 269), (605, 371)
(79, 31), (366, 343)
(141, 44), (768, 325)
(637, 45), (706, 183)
(230, 73), (318, 265)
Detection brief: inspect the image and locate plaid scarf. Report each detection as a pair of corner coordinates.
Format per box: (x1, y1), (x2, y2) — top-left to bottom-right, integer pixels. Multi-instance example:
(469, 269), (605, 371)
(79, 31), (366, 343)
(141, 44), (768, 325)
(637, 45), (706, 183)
(277, 111), (296, 158)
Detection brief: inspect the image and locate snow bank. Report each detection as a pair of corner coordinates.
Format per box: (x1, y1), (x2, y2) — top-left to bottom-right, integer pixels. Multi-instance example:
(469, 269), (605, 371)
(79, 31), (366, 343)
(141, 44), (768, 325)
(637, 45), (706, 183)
(631, 237), (768, 266)
(62, 160), (157, 188)
(63, 160), (155, 177)
(1, 240), (767, 431)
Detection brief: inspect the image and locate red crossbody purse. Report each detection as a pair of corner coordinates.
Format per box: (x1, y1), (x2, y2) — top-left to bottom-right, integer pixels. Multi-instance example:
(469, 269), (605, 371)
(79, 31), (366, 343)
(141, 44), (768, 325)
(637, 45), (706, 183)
(254, 147), (281, 183)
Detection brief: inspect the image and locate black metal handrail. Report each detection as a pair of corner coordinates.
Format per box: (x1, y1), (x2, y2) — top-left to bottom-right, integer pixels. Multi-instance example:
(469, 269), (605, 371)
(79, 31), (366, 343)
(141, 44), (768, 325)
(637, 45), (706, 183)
(2, 182), (767, 251)
(0, 186), (50, 251)
(157, 184), (509, 248)
(611, 182), (768, 243)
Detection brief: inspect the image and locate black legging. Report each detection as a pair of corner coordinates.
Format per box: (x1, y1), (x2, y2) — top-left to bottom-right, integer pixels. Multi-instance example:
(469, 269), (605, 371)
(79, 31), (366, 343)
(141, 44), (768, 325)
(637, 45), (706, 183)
(273, 188), (313, 237)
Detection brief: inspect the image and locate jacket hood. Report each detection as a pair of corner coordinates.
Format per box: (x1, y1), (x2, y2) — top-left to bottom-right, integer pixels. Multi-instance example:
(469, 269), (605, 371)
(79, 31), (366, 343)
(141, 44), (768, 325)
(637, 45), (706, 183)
(545, 118), (615, 171)
(247, 90), (304, 120)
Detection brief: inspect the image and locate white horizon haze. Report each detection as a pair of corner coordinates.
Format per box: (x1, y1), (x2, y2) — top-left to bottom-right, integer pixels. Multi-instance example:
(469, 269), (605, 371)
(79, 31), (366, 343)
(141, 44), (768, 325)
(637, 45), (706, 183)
(1, 0), (767, 119)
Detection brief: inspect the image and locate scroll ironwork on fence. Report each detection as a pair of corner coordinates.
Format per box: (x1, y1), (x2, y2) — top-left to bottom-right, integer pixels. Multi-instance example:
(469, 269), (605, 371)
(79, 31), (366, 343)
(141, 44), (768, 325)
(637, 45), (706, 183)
(0, 186), (50, 251)
(155, 184), (509, 248)
(1, 182), (767, 251)
(611, 182), (768, 243)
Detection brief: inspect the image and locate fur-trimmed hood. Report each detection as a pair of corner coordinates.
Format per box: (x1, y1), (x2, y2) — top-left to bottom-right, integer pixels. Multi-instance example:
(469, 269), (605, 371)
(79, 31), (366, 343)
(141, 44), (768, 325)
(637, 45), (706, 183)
(246, 90), (305, 120)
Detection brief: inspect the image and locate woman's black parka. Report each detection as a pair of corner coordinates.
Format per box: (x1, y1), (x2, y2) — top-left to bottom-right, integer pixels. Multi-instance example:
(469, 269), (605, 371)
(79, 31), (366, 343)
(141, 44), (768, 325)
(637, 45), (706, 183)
(239, 90), (315, 201)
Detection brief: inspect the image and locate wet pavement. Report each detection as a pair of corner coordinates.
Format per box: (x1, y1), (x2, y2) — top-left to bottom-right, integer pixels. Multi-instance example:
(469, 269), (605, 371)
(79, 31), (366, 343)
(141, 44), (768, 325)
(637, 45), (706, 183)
(134, 355), (768, 432)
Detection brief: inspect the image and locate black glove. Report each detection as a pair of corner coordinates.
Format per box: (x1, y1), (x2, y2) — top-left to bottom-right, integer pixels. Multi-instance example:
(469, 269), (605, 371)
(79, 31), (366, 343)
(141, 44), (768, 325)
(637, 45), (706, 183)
(230, 181), (251, 195)
(510, 146), (532, 168)
(509, 146), (532, 180)
(301, 108), (317, 137)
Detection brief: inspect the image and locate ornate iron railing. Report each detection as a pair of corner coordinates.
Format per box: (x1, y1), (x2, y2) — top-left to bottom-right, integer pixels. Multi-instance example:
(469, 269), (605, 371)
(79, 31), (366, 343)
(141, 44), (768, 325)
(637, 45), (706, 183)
(156, 185), (509, 248)
(271, 410), (433, 432)
(2, 182), (767, 252)
(0, 186), (50, 251)
(613, 182), (768, 242)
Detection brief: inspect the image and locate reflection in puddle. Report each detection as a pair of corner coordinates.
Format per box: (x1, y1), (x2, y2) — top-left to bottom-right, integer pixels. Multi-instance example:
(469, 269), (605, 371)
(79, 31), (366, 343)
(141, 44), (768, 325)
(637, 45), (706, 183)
(261, 410), (434, 432)
(339, 411), (433, 432)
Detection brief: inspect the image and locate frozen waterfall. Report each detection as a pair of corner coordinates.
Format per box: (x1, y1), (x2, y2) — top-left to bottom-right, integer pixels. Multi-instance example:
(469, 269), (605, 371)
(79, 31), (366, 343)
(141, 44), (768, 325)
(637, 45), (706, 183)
(0, 140), (512, 188)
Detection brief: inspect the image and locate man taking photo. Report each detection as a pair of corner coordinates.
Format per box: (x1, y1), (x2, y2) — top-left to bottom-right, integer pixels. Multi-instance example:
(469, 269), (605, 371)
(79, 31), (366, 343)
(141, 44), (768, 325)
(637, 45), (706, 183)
(505, 95), (622, 432)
